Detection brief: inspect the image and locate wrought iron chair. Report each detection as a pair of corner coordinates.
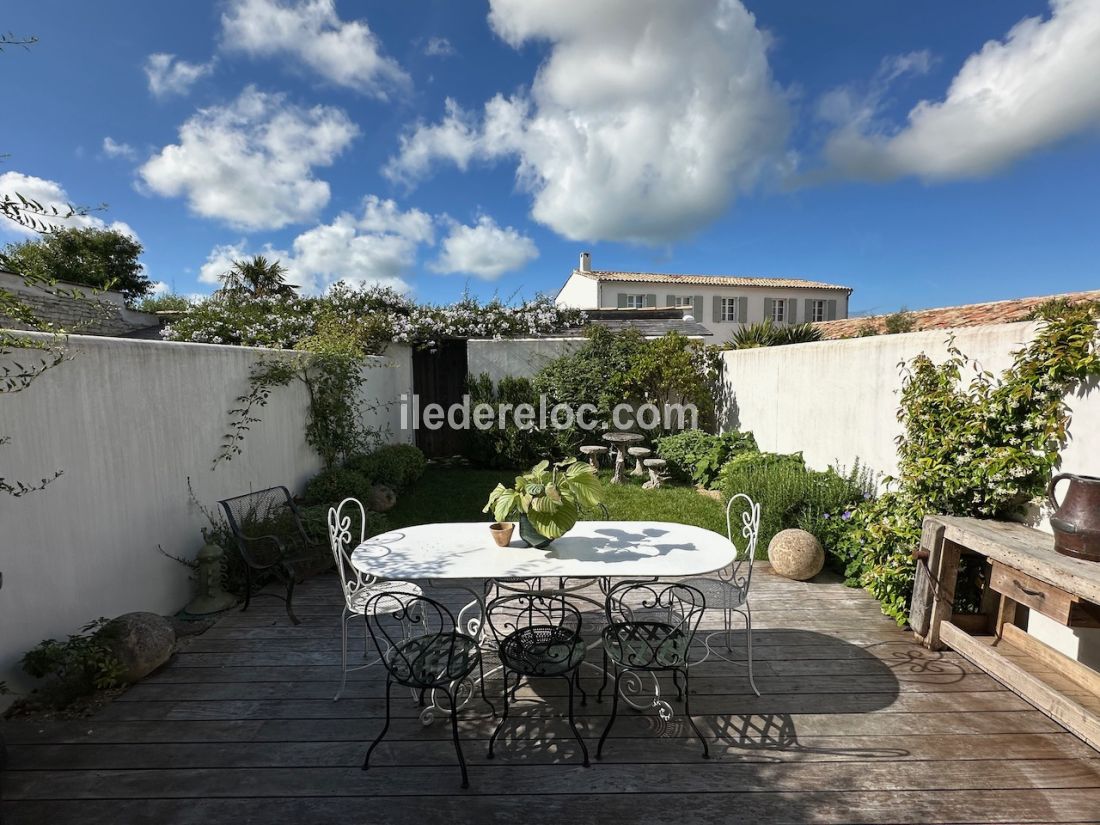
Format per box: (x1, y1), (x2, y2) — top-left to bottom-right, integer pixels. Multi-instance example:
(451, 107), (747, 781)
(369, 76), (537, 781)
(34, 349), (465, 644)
(363, 592), (493, 789)
(485, 591), (590, 766)
(327, 498), (423, 700)
(218, 485), (331, 625)
(679, 492), (762, 695)
(597, 581), (709, 760)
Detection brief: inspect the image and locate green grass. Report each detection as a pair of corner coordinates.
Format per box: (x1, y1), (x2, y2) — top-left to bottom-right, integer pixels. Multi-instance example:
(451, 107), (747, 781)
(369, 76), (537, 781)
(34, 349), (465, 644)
(387, 466), (729, 536)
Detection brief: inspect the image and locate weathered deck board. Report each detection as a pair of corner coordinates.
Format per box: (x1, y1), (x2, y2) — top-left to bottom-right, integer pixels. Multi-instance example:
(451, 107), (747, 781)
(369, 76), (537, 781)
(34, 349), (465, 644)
(3, 566), (1099, 825)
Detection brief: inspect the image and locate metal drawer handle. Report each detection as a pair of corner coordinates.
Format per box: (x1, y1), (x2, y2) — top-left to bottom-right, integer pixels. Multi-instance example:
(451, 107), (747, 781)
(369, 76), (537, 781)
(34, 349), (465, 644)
(1012, 579), (1044, 599)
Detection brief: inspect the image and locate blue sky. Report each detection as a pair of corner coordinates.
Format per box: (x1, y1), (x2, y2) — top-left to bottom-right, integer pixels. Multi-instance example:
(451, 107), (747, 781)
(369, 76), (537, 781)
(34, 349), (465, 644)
(2, 0), (1098, 315)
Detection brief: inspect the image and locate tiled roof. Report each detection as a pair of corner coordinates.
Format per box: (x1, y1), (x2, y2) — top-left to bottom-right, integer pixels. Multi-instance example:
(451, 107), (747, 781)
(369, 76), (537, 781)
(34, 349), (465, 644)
(580, 269), (851, 291)
(563, 317), (713, 338)
(814, 289), (1100, 340)
(491, 308), (713, 339)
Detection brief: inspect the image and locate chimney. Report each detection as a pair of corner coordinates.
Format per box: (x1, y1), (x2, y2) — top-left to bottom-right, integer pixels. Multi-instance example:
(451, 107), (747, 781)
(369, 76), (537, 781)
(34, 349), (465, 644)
(578, 251), (591, 273)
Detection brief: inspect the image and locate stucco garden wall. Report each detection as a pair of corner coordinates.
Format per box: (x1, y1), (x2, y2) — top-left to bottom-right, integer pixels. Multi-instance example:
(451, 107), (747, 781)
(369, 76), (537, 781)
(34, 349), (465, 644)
(0, 333), (412, 699)
(720, 320), (1100, 664)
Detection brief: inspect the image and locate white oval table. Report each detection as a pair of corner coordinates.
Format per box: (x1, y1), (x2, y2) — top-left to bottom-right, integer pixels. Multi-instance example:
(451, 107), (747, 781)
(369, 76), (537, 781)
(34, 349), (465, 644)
(351, 520), (736, 582)
(351, 520), (736, 723)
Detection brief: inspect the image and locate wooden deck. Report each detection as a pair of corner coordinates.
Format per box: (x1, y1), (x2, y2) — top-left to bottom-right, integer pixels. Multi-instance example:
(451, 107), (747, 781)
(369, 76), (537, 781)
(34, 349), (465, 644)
(4, 566), (1100, 824)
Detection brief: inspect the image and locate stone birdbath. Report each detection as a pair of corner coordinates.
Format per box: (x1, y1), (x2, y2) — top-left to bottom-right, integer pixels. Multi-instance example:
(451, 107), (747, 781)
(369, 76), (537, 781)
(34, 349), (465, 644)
(642, 458), (668, 489)
(628, 446), (652, 476)
(579, 444), (609, 470)
(602, 431), (644, 484)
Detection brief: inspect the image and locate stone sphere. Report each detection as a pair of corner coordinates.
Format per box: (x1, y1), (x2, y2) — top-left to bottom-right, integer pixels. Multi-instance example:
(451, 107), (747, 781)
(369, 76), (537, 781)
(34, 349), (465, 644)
(367, 483), (397, 513)
(767, 528), (824, 581)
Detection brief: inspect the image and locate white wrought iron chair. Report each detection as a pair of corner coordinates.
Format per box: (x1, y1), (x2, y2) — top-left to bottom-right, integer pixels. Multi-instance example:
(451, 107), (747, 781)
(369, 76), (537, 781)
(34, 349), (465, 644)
(680, 492), (762, 696)
(328, 497), (423, 701)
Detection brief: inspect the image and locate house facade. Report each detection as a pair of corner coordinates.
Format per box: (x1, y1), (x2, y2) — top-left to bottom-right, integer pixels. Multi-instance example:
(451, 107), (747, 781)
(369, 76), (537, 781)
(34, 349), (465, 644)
(555, 252), (852, 342)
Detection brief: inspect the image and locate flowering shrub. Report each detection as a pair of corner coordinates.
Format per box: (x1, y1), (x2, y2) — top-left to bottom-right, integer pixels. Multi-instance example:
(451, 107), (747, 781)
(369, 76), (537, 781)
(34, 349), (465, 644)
(834, 300), (1100, 624)
(161, 284), (586, 350)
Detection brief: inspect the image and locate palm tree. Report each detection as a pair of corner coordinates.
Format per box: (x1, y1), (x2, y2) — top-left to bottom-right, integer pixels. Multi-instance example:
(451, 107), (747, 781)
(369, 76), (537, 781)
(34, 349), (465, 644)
(218, 255), (297, 298)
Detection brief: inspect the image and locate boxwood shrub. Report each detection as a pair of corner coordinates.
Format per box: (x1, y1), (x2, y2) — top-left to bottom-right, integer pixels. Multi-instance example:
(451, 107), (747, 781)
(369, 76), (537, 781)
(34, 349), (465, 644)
(346, 444), (427, 491)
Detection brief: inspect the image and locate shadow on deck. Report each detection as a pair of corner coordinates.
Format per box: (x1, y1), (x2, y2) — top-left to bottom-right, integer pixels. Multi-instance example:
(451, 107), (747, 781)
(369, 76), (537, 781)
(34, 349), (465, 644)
(3, 567), (1099, 824)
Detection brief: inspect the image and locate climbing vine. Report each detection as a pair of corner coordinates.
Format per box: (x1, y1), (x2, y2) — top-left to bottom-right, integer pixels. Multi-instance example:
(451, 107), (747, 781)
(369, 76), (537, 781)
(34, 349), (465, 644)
(833, 300), (1100, 623)
(216, 313), (385, 470)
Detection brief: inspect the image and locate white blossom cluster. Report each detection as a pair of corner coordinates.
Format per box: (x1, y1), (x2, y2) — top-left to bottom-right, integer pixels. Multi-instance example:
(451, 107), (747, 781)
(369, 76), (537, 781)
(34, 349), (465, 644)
(160, 285), (586, 350)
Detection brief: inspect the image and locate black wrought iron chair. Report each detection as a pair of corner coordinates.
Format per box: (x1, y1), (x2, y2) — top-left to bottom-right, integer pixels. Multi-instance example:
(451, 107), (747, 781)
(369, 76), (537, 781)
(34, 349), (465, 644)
(363, 592), (493, 789)
(218, 485), (331, 625)
(485, 591), (590, 767)
(597, 580), (709, 760)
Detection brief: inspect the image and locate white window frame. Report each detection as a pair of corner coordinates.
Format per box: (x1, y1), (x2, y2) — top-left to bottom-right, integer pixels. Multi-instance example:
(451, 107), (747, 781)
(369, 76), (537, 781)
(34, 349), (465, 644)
(625, 294), (647, 309)
(771, 299), (787, 324)
(811, 299), (826, 323)
(720, 297), (739, 323)
(670, 295), (694, 308)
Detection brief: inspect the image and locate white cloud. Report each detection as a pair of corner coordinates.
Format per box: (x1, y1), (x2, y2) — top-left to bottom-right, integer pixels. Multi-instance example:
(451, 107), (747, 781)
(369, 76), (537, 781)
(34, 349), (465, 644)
(385, 0), (789, 244)
(822, 0), (1100, 181)
(198, 197), (431, 294)
(149, 280), (170, 296)
(197, 241), (258, 285)
(221, 0), (410, 99)
(0, 171), (139, 239)
(102, 137), (136, 161)
(424, 36), (455, 57)
(139, 86), (358, 231)
(144, 53), (214, 98)
(358, 194), (434, 244)
(429, 215), (538, 280)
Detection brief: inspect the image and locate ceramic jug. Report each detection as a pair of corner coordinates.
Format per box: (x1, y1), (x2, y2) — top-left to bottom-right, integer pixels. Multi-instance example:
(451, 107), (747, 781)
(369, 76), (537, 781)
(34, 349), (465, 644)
(1048, 473), (1100, 562)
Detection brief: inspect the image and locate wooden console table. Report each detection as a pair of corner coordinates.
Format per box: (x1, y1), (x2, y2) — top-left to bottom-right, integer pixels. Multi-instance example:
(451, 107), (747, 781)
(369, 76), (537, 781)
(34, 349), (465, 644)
(912, 515), (1100, 749)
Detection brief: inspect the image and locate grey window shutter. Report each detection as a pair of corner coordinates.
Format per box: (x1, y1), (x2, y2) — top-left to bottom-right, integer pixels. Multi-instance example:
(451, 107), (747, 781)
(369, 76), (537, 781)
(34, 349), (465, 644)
(805, 299), (813, 323)
(693, 295), (703, 319)
(645, 293), (656, 308)
(787, 299), (797, 324)
(764, 298), (774, 323)
(665, 294), (675, 308)
(713, 296), (722, 323)
(737, 296), (748, 323)
(827, 299), (837, 320)
(617, 293), (627, 308)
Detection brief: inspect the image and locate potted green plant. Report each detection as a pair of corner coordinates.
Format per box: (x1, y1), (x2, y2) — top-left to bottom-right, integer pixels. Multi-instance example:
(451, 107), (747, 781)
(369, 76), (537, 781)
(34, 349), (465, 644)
(483, 459), (602, 548)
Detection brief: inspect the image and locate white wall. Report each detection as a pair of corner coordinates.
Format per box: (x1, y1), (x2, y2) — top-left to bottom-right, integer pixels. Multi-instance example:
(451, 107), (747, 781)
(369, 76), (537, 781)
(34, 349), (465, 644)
(719, 320), (1100, 664)
(468, 338), (586, 381)
(554, 271), (599, 308)
(0, 333), (412, 699)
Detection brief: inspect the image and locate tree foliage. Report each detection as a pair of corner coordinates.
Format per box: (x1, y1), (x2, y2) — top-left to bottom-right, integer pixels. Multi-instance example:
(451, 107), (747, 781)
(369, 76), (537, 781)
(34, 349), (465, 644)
(728, 320), (823, 349)
(217, 255), (297, 298)
(0, 227), (150, 302)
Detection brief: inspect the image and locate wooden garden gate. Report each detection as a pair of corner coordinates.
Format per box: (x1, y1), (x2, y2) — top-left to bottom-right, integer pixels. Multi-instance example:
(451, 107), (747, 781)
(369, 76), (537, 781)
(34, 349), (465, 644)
(411, 339), (468, 457)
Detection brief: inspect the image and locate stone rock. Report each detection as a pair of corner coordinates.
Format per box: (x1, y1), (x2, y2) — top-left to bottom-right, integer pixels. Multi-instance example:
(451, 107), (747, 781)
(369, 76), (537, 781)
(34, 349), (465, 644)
(368, 483), (397, 513)
(767, 528), (824, 581)
(98, 612), (176, 684)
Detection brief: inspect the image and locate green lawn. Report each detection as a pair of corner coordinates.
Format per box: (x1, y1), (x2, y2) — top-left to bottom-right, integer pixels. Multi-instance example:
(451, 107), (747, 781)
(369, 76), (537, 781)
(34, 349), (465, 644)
(388, 466), (729, 536)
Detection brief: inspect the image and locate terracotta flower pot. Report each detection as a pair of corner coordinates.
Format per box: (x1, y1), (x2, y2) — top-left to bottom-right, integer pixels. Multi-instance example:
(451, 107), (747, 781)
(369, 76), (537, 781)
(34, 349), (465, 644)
(489, 522), (515, 547)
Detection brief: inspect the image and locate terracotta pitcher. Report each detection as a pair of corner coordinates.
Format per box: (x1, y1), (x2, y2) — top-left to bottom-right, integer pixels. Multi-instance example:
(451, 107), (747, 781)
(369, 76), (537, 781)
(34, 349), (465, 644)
(1048, 473), (1100, 562)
